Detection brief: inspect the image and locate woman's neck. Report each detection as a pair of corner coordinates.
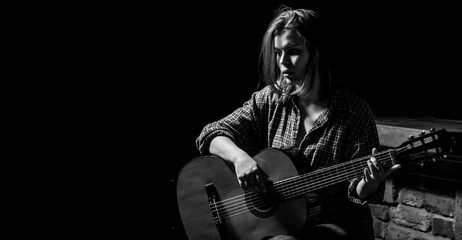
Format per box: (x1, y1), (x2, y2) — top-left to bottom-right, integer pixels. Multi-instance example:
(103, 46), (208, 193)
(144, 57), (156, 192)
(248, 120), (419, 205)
(297, 89), (330, 109)
(297, 98), (329, 118)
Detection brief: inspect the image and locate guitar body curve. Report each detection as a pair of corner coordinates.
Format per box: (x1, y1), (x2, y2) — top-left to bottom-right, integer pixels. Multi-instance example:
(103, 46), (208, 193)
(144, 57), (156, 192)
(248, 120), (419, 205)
(176, 149), (307, 240)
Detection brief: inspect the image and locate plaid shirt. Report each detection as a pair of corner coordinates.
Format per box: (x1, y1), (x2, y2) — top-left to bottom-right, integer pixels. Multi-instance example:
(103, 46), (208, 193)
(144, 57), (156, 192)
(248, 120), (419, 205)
(196, 86), (383, 239)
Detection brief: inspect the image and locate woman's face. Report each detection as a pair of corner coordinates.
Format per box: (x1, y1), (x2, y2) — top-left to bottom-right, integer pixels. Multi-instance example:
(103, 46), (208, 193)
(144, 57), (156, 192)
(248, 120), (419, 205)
(274, 29), (310, 85)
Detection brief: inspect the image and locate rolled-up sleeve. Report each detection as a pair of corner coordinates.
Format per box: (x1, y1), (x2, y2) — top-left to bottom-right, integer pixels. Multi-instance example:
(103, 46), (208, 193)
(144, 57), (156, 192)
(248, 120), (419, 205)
(347, 113), (383, 205)
(195, 88), (269, 155)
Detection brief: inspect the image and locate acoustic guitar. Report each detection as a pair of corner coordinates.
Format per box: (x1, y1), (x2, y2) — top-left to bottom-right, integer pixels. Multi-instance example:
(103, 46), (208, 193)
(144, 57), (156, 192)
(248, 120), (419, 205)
(176, 129), (451, 240)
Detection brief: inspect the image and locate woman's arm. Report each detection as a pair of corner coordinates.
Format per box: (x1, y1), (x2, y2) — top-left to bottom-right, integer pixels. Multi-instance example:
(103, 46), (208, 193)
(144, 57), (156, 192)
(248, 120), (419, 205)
(209, 136), (267, 193)
(196, 87), (271, 156)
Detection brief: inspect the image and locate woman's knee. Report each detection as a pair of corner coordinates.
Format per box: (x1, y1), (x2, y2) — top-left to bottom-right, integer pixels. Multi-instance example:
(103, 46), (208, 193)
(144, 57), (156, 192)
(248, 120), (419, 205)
(306, 223), (350, 240)
(261, 224), (350, 240)
(262, 235), (300, 240)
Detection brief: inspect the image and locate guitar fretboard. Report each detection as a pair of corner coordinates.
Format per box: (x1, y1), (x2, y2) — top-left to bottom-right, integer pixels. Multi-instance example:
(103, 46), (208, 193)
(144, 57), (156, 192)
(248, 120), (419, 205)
(272, 148), (403, 200)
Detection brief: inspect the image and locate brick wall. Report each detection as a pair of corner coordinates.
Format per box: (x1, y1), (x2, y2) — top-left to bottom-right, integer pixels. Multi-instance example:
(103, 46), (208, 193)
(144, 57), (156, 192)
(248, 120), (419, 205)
(372, 117), (462, 240)
(370, 178), (460, 240)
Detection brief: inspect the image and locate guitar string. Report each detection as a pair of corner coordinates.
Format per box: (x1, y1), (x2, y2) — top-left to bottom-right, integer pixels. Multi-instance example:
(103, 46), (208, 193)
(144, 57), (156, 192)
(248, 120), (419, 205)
(212, 147), (401, 209)
(218, 158), (392, 218)
(273, 141), (434, 201)
(265, 144), (417, 203)
(215, 148), (404, 218)
(213, 147), (407, 217)
(216, 137), (438, 219)
(221, 154), (396, 219)
(278, 147), (411, 199)
(216, 135), (433, 210)
(228, 143), (435, 220)
(214, 147), (408, 219)
(280, 154), (395, 200)
(211, 131), (436, 216)
(214, 146), (406, 209)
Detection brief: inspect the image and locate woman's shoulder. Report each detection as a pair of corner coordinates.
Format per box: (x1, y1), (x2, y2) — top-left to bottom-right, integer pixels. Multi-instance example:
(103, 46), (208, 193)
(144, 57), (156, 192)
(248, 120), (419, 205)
(343, 89), (369, 106)
(252, 85), (280, 104)
(332, 89), (373, 114)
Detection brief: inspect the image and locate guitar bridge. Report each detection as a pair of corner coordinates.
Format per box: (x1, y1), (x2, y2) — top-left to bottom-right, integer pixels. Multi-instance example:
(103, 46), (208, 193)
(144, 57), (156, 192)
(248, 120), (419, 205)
(205, 183), (222, 225)
(205, 183), (229, 240)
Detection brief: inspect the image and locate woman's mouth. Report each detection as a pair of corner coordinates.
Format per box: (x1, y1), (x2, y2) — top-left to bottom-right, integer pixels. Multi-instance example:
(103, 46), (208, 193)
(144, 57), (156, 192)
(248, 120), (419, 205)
(283, 71), (294, 78)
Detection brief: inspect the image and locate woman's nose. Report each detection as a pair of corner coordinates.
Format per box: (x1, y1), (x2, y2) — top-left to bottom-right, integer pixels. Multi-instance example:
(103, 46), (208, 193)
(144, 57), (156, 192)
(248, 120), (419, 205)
(280, 52), (290, 66)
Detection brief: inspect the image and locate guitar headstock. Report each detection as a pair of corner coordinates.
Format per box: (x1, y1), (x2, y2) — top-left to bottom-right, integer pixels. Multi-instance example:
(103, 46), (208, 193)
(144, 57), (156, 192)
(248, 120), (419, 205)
(394, 128), (452, 166)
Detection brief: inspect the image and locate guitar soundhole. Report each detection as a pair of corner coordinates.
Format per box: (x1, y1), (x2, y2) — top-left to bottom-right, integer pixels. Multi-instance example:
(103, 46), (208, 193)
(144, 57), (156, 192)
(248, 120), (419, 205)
(245, 192), (279, 218)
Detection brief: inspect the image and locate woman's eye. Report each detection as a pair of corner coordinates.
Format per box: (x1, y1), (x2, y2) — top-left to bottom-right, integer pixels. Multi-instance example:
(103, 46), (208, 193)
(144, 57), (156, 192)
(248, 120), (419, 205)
(288, 49), (300, 55)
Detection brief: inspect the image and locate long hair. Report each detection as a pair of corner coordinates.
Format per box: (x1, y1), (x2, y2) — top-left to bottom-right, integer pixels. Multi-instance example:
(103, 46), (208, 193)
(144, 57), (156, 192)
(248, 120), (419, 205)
(258, 5), (335, 102)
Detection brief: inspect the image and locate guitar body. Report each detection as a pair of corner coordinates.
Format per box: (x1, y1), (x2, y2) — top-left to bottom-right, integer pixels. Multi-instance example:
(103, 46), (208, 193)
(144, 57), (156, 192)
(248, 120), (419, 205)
(176, 149), (307, 240)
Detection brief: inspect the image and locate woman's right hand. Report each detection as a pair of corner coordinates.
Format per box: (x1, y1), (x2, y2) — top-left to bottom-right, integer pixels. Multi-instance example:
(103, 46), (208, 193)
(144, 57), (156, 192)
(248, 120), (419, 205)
(208, 136), (268, 193)
(234, 155), (267, 193)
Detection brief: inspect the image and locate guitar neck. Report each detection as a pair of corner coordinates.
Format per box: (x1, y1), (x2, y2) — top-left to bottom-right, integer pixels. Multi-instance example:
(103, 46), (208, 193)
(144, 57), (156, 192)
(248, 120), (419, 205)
(272, 148), (400, 200)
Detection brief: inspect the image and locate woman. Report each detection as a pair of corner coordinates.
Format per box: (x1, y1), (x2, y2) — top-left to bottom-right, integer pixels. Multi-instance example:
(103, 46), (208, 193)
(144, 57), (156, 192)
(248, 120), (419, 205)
(196, 6), (400, 240)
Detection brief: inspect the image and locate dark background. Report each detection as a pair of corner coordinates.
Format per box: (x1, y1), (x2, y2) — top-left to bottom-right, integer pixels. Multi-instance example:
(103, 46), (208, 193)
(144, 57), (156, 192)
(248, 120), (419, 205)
(152, 1), (461, 239)
(67, 0), (461, 238)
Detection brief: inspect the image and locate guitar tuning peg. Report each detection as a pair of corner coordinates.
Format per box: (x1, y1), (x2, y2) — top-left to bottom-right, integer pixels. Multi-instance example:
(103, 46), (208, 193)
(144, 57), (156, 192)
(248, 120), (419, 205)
(419, 161), (425, 167)
(408, 135), (415, 140)
(430, 128), (435, 132)
(419, 130), (426, 136)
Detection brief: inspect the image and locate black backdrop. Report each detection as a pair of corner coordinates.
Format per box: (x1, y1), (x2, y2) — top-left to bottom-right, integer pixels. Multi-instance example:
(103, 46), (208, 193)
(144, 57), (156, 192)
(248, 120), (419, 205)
(78, 0), (461, 238)
(155, 1), (460, 238)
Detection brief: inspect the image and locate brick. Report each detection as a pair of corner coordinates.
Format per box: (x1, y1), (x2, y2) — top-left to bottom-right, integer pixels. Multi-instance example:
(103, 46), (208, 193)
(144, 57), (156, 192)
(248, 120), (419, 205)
(424, 193), (455, 217)
(384, 178), (398, 204)
(409, 234), (453, 240)
(386, 223), (411, 240)
(372, 216), (387, 238)
(398, 187), (424, 208)
(455, 190), (462, 240)
(432, 215), (455, 239)
(370, 203), (390, 221)
(386, 223), (452, 240)
(389, 204), (431, 232)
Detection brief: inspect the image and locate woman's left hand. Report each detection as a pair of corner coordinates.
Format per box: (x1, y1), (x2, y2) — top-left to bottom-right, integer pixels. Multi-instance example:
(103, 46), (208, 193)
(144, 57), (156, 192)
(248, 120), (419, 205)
(364, 148), (401, 184)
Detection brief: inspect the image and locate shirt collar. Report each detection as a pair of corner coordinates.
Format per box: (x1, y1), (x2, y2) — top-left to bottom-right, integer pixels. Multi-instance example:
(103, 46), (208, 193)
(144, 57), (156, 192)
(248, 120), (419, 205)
(288, 89), (353, 114)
